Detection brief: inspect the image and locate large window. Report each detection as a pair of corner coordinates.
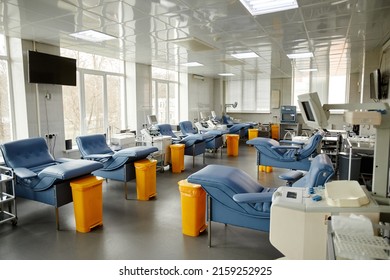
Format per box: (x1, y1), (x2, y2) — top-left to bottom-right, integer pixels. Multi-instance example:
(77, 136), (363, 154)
(225, 76), (271, 113)
(0, 34), (12, 143)
(292, 51), (348, 107)
(151, 67), (179, 124)
(61, 49), (125, 142)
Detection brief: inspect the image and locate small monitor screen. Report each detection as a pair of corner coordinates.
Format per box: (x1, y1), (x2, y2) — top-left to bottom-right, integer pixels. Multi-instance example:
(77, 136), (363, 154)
(282, 113), (295, 121)
(147, 115), (158, 124)
(301, 101), (315, 122)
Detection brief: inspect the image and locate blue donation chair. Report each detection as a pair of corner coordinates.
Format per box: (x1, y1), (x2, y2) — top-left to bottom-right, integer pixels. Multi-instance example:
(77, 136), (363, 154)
(187, 164), (276, 247)
(179, 120), (224, 156)
(76, 134), (158, 199)
(247, 130), (325, 175)
(278, 153), (335, 188)
(0, 137), (103, 229)
(222, 114), (255, 138)
(157, 124), (206, 167)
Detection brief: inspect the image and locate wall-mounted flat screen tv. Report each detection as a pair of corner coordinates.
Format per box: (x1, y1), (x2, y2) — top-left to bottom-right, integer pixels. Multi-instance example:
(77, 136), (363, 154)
(370, 68), (382, 100)
(28, 51), (77, 86)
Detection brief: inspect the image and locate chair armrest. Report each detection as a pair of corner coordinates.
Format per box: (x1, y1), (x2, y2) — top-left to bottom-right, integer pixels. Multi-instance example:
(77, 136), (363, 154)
(233, 192), (274, 204)
(83, 154), (112, 160)
(279, 140), (305, 146)
(278, 170), (304, 181)
(271, 145), (300, 152)
(13, 167), (37, 179)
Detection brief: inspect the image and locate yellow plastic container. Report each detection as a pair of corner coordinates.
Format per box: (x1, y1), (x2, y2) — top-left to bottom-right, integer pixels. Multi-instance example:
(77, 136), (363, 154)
(170, 144), (185, 173)
(248, 128), (259, 140)
(259, 165), (266, 172)
(271, 124), (280, 140)
(226, 134), (240, 156)
(134, 159), (157, 201)
(70, 176), (104, 233)
(266, 166), (273, 173)
(178, 180), (207, 237)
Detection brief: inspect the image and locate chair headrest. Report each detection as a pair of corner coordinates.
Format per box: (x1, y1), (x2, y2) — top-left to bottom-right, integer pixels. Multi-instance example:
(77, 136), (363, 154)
(0, 137), (54, 169)
(157, 124), (177, 138)
(76, 134), (113, 157)
(179, 121), (197, 135)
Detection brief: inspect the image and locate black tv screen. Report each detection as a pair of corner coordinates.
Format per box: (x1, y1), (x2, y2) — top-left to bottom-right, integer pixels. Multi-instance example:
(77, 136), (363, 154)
(28, 51), (77, 86)
(301, 101), (315, 122)
(370, 69), (381, 100)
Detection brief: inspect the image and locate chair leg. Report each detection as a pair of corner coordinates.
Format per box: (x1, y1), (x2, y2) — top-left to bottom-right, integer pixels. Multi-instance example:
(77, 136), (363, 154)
(55, 207), (60, 230)
(207, 194), (211, 248)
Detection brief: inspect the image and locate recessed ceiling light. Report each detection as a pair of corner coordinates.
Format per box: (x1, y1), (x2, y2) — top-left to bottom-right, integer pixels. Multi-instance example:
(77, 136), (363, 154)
(218, 73), (235, 76)
(70, 30), (116, 42)
(181, 62), (204, 67)
(287, 52), (314, 59)
(239, 0), (298, 16)
(231, 52), (259, 59)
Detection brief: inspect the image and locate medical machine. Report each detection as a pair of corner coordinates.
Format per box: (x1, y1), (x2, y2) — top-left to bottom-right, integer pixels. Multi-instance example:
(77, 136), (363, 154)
(270, 183), (381, 259)
(297, 92), (390, 202)
(147, 114), (158, 125)
(110, 133), (136, 149)
(280, 105), (297, 123)
(140, 127), (172, 165)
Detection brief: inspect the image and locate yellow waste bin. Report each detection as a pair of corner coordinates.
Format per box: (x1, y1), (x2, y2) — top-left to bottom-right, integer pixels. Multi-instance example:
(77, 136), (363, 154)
(134, 159), (157, 201)
(70, 176), (104, 233)
(248, 128), (259, 140)
(178, 180), (207, 237)
(226, 134), (240, 156)
(271, 124), (280, 140)
(170, 144), (185, 173)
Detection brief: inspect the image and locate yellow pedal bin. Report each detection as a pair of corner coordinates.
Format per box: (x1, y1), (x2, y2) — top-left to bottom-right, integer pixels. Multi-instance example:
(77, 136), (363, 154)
(226, 134), (240, 156)
(134, 159), (157, 201)
(170, 144), (185, 173)
(70, 176), (104, 233)
(178, 180), (207, 237)
(248, 128), (259, 140)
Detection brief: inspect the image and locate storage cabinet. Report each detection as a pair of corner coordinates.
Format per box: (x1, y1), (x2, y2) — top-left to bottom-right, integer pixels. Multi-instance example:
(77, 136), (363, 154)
(0, 166), (17, 225)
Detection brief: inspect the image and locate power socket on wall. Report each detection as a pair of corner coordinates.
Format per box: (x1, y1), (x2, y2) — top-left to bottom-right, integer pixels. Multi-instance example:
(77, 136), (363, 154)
(45, 133), (57, 139)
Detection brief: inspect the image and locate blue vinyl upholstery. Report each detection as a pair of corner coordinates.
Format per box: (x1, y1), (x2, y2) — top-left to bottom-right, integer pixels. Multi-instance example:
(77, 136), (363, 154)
(246, 130), (325, 172)
(288, 154), (334, 188)
(76, 134), (158, 198)
(0, 137), (103, 228)
(179, 120), (224, 153)
(187, 164), (276, 246)
(157, 124), (206, 167)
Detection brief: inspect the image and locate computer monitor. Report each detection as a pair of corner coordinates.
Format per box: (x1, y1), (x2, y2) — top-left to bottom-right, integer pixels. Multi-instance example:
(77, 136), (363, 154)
(370, 69), (382, 100)
(297, 92), (328, 129)
(147, 115), (158, 125)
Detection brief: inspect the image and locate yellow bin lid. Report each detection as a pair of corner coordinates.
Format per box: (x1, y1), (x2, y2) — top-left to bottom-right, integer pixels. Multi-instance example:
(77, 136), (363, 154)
(70, 176), (104, 190)
(134, 158), (157, 167)
(170, 143), (185, 149)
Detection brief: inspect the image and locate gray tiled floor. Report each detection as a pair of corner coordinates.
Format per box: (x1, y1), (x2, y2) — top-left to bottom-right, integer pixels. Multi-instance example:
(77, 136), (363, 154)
(0, 142), (286, 260)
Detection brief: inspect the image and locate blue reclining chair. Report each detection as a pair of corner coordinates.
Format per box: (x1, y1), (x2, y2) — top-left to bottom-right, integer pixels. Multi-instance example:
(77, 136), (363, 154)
(0, 137), (103, 229)
(278, 153), (334, 188)
(76, 134), (158, 199)
(179, 121), (224, 156)
(187, 164), (276, 247)
(157, 124), (206, 168)
(222, 114), (254, 138)
(247, 130), (325, 176)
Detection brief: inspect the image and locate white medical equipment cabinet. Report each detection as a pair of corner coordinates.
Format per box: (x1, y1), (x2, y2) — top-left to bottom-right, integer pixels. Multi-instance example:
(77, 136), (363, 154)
(270, 182), (381, 259)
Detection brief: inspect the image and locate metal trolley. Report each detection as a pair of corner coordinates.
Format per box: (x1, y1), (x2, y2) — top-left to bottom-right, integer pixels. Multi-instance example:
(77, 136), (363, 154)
(0, 166), (17, 226)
